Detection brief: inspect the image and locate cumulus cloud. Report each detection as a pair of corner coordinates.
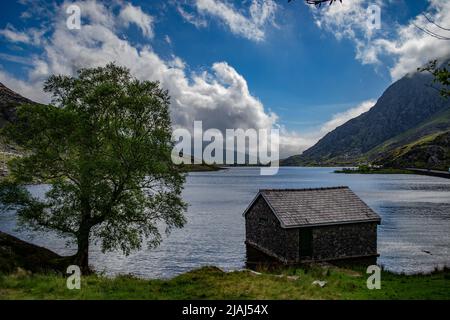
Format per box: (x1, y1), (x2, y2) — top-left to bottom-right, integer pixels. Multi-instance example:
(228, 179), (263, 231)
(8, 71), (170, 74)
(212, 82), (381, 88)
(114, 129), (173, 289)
(373, 0), (450, 79)
(312, 0), (380, 39)
(0, 0), (378, 158)
(312, 0), (450, 79)
(311, 0), (387, 65)
(0, 0), (277, 143)
(177, 0), (278, 42)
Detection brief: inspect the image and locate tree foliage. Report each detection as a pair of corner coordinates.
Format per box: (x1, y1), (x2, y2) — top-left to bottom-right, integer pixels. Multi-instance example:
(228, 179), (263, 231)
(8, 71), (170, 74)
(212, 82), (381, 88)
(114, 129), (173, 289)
(419, 60), (450, 98)
(0, 63), (187, 273)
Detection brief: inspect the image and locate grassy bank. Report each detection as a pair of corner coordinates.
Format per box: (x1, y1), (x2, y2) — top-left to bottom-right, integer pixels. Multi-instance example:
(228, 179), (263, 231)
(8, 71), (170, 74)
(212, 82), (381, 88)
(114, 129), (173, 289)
(1, 265), (449, 300)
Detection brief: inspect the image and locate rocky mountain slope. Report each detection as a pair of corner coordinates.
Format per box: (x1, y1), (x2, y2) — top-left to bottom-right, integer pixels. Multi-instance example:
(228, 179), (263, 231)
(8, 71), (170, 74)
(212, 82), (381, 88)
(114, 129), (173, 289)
(282, 70), (450, 169)
(0, 82), (34, 128)
(376, 130), (450, 171)
(0, 82), (37, 175)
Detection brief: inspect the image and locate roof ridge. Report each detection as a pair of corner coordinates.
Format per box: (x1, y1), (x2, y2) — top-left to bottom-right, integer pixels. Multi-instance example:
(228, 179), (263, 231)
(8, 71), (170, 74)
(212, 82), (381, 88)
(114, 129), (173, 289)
(244, 186), (381, 228)
(259, 186), (349, 192)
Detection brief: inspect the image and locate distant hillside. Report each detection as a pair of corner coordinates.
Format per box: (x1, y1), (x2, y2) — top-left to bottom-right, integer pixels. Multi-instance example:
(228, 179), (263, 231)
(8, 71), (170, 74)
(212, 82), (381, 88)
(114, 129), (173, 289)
(375, 130), (450, 171)
(0, 83), (223, 173)
(0, 82), (34, 128)
(282, 69), (450, 169)
(365, 107), (450, 163)
(0, 83), (36, 175)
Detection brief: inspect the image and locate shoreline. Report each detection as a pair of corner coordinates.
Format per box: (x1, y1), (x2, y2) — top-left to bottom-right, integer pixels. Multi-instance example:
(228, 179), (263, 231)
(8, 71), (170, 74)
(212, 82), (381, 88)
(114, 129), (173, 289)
(184, 164), (226, 172)
(2, 228), (450, 299)
(333, 167), (450, 178)
(334, 168), (415, 174)
(1, 229), (448, 278)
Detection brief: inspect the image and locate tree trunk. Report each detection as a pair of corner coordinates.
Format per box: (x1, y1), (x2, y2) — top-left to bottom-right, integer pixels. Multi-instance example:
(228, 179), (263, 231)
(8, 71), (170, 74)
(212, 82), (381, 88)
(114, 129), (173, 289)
(75, 224), (91, 275)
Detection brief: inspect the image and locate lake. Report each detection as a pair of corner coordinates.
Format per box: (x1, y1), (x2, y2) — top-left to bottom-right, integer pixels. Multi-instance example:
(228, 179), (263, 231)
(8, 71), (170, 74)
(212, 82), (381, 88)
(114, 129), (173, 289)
(1, 167), (450, 278)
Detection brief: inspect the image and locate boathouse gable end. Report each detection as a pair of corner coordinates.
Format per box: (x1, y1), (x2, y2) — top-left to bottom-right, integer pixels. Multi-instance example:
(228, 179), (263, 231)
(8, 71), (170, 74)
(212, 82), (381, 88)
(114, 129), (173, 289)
(244, 187), (381, 264)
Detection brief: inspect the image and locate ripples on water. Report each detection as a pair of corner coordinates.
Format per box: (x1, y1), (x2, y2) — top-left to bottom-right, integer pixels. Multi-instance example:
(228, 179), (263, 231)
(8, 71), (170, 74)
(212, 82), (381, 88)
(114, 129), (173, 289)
(1, 167), (449, 277)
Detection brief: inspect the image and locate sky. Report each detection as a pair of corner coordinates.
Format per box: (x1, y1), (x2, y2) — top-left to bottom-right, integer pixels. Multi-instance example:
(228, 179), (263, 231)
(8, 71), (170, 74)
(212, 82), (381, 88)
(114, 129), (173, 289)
(0, 0), (449, 157)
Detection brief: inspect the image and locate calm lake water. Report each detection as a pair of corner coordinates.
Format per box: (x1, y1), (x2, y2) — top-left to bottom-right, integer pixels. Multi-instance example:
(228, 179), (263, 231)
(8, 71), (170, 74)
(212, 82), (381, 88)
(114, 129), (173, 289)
(1, 167), (450, 278)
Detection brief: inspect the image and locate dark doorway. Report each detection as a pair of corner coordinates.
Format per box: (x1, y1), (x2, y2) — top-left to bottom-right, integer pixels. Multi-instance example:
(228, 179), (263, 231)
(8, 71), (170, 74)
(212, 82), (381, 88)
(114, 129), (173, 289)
(299, 228), (312, 258)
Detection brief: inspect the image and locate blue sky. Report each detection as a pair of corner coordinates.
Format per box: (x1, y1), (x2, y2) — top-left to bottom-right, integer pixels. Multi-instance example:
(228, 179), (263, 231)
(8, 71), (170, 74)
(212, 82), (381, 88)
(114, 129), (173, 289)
(0, 0), (449, 156)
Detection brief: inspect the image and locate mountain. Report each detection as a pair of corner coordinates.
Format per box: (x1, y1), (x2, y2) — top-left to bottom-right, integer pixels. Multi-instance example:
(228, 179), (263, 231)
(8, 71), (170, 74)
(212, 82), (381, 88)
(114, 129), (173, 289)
(0, 82), (34, 128)
(0, 83), (37, 175)
(282, 69), (450, 168)
(376, 130), (450, 171)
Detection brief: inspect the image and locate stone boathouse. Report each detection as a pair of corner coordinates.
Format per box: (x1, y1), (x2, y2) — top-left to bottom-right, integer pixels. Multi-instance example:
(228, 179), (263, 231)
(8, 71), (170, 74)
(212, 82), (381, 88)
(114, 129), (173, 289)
(243, 186), (381, 265)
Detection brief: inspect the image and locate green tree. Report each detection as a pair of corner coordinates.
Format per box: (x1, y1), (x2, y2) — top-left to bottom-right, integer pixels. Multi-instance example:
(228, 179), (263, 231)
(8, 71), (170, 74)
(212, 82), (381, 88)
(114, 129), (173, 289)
(0, 63), (187, 274)
(418, 60), (450, 98)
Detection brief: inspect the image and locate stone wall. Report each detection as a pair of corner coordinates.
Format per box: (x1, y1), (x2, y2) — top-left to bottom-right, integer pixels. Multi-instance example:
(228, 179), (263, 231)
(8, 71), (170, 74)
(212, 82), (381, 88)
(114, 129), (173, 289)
(311, 222), (378, 261)
(245, 196), (379, 264)
(245, 196), (299, 263)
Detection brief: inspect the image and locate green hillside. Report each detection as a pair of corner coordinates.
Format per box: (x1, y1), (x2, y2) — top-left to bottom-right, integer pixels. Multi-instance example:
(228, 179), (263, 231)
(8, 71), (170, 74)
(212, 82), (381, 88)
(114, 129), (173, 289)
(365, 108), (450, 161)
(374, 130), (450, 171)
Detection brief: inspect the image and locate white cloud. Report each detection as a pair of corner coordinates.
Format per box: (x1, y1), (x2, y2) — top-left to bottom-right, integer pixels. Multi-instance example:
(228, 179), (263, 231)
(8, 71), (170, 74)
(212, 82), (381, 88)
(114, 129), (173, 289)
(319, 99), (375, 134)
(373, 0), (450, 79)
(118, 3), (154, 38)
(0, 53), (32, 65)
(0, 0), (379, 158)
(311, 0), (384, 64)
(0, 0), (277, 144)
(178, 0), (278, 42)
(0, 24), (32, 44)
(280, 99), (377, 156)
(311, 0), (381, 38)
(0, 69), (51, 102)
(312, 0), (450, 79)
(249, 0), (279, 28)
(176, 4), (208, 28)
(278, 128), (318, 158)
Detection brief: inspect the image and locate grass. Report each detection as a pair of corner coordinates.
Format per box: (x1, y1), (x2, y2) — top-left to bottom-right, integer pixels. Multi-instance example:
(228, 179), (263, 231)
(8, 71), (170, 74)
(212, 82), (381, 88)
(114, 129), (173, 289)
(1, 265), (449, 300)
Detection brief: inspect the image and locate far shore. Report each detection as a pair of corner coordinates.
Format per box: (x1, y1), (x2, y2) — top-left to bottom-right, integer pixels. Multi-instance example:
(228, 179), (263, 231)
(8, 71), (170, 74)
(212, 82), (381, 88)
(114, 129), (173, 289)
(334, 166), (450, 178)
(334, 167), (415, 174)
(184, 164), (226, 172)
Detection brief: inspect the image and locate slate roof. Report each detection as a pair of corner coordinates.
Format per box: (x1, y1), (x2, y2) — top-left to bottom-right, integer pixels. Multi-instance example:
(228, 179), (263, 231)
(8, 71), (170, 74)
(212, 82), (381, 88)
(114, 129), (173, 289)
(244, 186), (381, 228)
